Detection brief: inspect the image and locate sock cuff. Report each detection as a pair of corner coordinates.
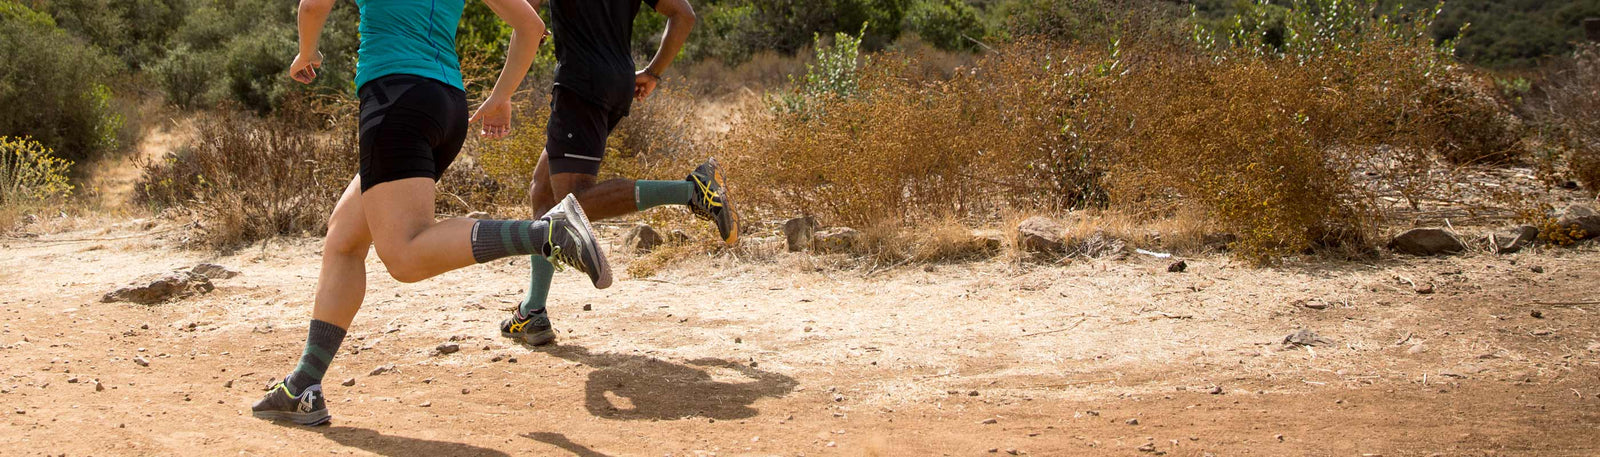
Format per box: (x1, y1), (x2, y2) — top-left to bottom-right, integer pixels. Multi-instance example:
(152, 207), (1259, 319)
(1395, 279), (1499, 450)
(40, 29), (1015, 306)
(308, 319), (347, 343)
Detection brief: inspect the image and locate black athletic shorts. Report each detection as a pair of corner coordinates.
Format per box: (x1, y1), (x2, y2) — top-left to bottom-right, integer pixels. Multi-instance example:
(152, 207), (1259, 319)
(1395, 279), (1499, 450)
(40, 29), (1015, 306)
(357, 74), (469, 192)
(545, 86), (629, 176)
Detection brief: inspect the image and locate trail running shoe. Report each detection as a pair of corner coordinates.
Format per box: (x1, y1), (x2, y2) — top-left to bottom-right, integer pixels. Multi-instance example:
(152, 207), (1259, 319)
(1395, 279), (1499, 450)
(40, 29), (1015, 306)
(251, 380), (330, 426)
(542, 194), (612, 289)
(500, 309), (556, 345)
(687, 158), (739, 245)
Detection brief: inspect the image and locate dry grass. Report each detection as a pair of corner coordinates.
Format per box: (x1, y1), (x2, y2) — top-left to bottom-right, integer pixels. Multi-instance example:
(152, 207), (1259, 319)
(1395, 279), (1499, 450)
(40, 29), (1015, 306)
(135, 98), (356, 249)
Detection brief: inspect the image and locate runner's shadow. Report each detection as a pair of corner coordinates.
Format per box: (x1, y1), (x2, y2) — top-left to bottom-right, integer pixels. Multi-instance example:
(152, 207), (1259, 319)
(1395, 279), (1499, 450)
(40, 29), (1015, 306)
(522, 432), (613, 457)
(530, 344), (798, 421)
(315, 426), (510, 457)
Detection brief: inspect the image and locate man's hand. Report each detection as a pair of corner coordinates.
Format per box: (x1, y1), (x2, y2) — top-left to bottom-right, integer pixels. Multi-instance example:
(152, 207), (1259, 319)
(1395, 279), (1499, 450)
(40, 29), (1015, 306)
(470, 97), (514, 139)
(289, 51), (323, 84)
(634, 70), (660, 101)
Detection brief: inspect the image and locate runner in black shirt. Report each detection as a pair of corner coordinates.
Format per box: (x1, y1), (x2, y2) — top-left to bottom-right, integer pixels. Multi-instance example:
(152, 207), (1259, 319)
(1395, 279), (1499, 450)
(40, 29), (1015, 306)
(499, 0), (741, 346)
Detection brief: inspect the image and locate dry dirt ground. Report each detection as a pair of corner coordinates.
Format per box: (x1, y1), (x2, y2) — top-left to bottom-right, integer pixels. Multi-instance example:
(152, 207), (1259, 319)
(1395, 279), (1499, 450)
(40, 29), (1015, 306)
(2, 219), (1599, 456)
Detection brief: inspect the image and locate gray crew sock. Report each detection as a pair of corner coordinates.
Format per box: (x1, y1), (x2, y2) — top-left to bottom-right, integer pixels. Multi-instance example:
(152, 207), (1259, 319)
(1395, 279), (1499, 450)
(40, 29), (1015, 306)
(471, 219), (552, 263)
(286, 319), (346, 395)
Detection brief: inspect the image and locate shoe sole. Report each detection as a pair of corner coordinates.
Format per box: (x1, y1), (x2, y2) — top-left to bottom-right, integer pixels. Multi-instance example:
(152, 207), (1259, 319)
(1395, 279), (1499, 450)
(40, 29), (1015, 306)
(708, 162), (740, 246)
(561, 195), (612, 289)
(252, 409), (331, 426)
(501, 329), (557, 346)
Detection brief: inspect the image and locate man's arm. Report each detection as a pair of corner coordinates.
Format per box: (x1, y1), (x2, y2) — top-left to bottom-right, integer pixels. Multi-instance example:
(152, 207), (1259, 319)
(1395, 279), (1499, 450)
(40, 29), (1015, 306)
(289, 0), (336, 84)
(635, 0), (696, 100)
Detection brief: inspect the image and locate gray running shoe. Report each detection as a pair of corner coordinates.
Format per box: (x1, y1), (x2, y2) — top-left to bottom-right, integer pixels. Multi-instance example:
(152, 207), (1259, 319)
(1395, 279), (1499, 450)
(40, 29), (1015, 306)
(542, 194), (612, 289)
(686, 158), (739, 245)
(251, 380), (330, 426)
(500, 309), (556, 345)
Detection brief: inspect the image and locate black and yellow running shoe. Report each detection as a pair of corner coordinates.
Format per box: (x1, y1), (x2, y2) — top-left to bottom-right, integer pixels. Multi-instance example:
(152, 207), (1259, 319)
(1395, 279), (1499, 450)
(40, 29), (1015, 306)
(542, 194), (612, 289)
(687, 158), (740, 245)
(500, 309), (556, 345)
(251, 380), (330, 426)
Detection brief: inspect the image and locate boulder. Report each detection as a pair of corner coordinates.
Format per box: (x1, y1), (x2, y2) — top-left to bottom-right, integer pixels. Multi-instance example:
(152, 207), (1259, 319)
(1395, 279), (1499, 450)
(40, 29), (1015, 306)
(814, 227), (861, 254)
(621, 224), (664, 252)
(783, 216), (818, 252)
(190, 263), (239, 280)
(102, 271), (214, 305)
(1016, 216), (1066, 253)
(964, 230), (1005, 254)
(1556, 205), (1600, 240)
(1387, 228), (1466, 256)
(1486, 225), (1539, 254)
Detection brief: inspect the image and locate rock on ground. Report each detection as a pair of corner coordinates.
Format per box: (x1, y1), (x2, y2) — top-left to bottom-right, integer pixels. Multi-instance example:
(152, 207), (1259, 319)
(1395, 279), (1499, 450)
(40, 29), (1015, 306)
(1388, 228), (1466, 256)
(814, 227), (860, 254)
(1017, 216), (1067, 253)
(190, 263), (239, 280)
(1283, 329), (1333, 347)
(621, 224), (664, 253)
(783, 216), (818, 252)
(1557, 205), (1600, 240)
(1486, 225), (1539, 254)
(102, 271), (215, 305)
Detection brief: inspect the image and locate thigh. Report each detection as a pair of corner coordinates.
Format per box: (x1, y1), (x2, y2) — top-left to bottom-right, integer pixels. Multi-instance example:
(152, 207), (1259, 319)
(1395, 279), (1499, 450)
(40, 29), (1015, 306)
(325, 175), (373, 254)
(529, 149), (558, 215)
(361, 177), (439, 254)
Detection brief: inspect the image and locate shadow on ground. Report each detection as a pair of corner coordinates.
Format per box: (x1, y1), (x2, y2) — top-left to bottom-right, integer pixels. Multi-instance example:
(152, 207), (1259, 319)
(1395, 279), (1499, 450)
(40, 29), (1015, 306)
(532, 343), (798, 420)
(523, 432), (614, 457)
(315, 426), (509, 456)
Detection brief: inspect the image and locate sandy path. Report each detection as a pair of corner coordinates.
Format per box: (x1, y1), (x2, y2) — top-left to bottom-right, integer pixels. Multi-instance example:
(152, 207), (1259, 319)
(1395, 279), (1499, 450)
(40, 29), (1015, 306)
(2, 223), (1598, 456)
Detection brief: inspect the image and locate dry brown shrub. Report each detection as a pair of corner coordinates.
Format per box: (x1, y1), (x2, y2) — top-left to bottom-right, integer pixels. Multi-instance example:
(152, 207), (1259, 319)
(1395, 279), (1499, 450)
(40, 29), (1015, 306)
(721, 39), (1106, 230)
(1417, 71), (1529, 165)
(1538, 44), (1600, 195)
(136, 100), (355, 248)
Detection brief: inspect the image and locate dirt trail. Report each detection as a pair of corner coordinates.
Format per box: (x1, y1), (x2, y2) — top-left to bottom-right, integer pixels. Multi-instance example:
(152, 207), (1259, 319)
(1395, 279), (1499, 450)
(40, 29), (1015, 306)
(2, 223), (1598, 456)
(80, 118), (195, 212)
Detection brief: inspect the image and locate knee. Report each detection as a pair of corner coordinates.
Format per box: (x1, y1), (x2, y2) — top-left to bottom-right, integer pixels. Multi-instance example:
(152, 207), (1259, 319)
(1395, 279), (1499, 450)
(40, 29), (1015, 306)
(323, 225), (370, 259)
(372, 246), (428, 283)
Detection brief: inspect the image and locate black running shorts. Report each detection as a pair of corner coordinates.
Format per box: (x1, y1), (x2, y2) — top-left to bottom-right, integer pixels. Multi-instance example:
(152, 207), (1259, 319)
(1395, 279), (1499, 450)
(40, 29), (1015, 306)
(545, 86), (629, 176)
(357, 74), (469, 192)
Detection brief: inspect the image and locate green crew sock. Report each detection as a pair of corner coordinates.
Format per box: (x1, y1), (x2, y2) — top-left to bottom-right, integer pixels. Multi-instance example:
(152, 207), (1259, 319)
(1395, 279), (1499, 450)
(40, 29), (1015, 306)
(518, 255), (555, 318)
(635, 180), (695, 211)
(471, 219), (552, 263)
(286, 319), (346, 395)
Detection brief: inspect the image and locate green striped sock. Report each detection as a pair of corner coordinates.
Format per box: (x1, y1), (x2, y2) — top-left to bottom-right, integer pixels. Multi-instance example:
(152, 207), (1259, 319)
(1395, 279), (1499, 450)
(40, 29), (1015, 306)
(471, 219), (551, 263)
(636, 180), (695, 211)
(286, 319), (345, 395)
(519, 255), (554, 317)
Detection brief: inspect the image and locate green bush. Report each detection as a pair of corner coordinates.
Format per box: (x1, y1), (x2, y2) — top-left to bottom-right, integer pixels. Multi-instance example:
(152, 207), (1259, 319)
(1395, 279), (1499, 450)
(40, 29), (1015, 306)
(161, 0), (358, 111)
(150, 44), (220, 108)
(903, 0), (986, 51)
(0, 0), (121, 163)
(37, 0), (188, 69)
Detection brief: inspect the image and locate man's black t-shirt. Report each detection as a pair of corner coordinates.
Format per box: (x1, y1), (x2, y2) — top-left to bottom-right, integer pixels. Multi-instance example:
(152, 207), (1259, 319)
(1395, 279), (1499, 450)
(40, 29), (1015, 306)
(548, 0), (657, 114)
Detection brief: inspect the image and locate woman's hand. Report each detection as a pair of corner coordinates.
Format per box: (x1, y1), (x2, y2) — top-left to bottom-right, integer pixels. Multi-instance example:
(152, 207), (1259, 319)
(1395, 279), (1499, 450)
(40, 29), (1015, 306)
(289, 51), (323, 84)
(470, 97), (514, 139)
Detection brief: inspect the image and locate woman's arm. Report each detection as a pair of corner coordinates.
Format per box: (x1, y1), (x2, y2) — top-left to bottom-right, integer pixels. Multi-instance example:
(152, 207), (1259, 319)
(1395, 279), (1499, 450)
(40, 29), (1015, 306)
(469, 0), (547, 139)
(289, 0), (336, 84)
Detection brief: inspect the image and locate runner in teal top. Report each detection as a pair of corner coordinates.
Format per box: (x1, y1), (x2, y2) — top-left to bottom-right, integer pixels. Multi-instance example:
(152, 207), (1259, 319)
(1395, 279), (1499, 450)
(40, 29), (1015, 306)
(352, 0), (467, 91)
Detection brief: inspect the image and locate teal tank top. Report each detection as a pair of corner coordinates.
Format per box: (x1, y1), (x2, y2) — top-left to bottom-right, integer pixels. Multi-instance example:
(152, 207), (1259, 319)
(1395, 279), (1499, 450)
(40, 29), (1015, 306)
(353, 0), (466, 92)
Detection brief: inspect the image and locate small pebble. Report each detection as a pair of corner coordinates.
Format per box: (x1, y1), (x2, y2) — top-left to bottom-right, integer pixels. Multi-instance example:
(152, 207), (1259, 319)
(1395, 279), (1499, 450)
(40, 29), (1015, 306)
(980, 418), (998, 425)
(341, 378), (356, 387)
(1125, 418), (1139, 425)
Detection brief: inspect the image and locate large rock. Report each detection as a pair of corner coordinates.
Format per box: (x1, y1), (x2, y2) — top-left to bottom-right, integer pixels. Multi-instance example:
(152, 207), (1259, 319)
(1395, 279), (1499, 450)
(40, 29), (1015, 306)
(102, 271), (215, 305)
(1486, 225), (1539, 254)
(1388, 228), (1466, 256)
(1016, 216), (1067, 253)
(621, 224), (664, 252)
(814, 227), (861, 254)
(1556, 205), (1600, 240)
(783, 216), (818, 252)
